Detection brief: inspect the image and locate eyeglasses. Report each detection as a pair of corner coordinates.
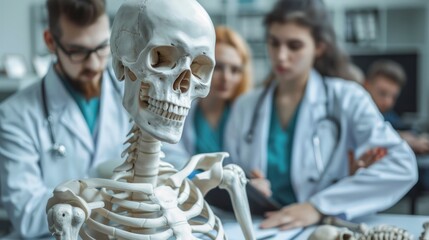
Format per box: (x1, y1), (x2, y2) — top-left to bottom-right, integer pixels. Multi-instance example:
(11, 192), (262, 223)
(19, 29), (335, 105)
(53, 35), (110, 63)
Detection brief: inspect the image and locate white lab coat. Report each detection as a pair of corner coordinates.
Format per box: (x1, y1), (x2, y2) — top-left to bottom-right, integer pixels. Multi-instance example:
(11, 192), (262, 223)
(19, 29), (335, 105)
(224, 69), (417, 220)
(0, 65), (130, 238)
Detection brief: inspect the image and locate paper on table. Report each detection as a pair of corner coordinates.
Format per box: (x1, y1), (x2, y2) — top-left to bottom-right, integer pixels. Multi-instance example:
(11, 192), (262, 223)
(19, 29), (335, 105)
(222, 219), (302, 240)
(216, 208), (303, 240)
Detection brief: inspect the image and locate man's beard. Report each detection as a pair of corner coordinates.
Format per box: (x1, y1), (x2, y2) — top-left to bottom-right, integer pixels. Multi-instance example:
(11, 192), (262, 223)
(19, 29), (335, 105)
(56, 57), (102, 93)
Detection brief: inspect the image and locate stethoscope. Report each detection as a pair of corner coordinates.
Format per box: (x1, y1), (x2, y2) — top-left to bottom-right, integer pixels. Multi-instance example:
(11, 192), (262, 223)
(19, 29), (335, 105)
(245, 75), (341, 182)
(41, 68), (119, 158)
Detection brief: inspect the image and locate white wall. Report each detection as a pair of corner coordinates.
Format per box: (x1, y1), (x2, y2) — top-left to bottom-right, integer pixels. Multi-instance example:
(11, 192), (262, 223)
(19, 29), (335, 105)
(0, 0), (45, 72)
(0, 0), (124, 73)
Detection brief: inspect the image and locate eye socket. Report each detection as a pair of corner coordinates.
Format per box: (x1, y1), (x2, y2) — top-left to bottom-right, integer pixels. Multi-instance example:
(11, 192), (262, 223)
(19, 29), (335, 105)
(150, 46), (179, 70)
(190, 55), (214, 83)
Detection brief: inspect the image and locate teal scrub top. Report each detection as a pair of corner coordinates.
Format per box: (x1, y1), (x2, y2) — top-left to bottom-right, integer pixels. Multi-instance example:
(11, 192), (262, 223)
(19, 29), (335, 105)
(189, 105), (230, 179)
(267, 100), (300, 206)
(194, 105), (230, 154)
(60, 77), (100, 135)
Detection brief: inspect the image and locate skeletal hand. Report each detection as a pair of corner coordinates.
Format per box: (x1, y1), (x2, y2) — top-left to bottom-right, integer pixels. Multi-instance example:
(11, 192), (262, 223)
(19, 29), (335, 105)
(348, 148), (387, 175)
(250, 169), (272, 198)
(260, 202), (322, 230)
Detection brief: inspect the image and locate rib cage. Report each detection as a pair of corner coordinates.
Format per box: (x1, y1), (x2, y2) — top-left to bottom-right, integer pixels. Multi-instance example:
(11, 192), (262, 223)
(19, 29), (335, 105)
(71, 124), (227, 240)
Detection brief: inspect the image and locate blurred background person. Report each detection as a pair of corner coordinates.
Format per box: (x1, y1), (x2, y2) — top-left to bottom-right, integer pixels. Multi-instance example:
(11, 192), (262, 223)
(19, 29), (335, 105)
(0, 0), (130, 238)
(162, 25), (252, 170)
(224, 0), (416, 230)
(364, 59), (429, 155)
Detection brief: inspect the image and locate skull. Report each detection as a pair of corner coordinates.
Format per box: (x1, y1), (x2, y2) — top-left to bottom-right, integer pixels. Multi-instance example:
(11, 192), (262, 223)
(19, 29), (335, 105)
(110, 0), (215, 143)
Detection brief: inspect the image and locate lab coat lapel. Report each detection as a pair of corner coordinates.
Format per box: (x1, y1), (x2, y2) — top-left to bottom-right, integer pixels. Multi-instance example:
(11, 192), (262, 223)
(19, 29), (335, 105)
(291, 70), (327, 201)
(60, 104), (94, 152)
(92, 71), (124, 166)
(45, 65), (94, 152)
(258, 82), (277, 174)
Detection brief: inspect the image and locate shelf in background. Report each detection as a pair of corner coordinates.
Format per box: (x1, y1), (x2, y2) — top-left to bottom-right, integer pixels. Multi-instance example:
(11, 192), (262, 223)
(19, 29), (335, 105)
(198, 0), (429, 115)
(0, 75), (39, 92)
(0, 75), (40, 102)
(325, 0), (427, 9)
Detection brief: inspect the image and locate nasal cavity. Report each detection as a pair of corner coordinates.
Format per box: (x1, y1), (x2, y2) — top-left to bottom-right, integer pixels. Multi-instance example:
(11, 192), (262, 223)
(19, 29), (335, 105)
(173, 70), (191, 93)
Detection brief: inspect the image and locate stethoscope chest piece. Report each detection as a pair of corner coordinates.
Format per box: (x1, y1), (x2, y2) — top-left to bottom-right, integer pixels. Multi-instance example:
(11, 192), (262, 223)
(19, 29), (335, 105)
(51, 143), (67, 157)
(42, 77), (67, 159)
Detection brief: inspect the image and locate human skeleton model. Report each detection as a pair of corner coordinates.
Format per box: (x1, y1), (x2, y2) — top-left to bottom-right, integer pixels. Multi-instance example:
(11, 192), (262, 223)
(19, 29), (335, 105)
(45, 0), (255, 239)
(309, 217), (429, 240)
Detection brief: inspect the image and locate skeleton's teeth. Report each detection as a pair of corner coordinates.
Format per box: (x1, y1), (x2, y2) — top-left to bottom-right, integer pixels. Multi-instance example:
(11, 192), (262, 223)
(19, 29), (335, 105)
(140, 96), (188, 121)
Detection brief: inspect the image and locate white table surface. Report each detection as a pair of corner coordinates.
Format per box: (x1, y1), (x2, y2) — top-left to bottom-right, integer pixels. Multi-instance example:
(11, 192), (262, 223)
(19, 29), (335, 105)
(215, 207), (429, 240)
(215, 208), (303, 240)
(1, 207), (427, 239)
(297, 214), (429, 239)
